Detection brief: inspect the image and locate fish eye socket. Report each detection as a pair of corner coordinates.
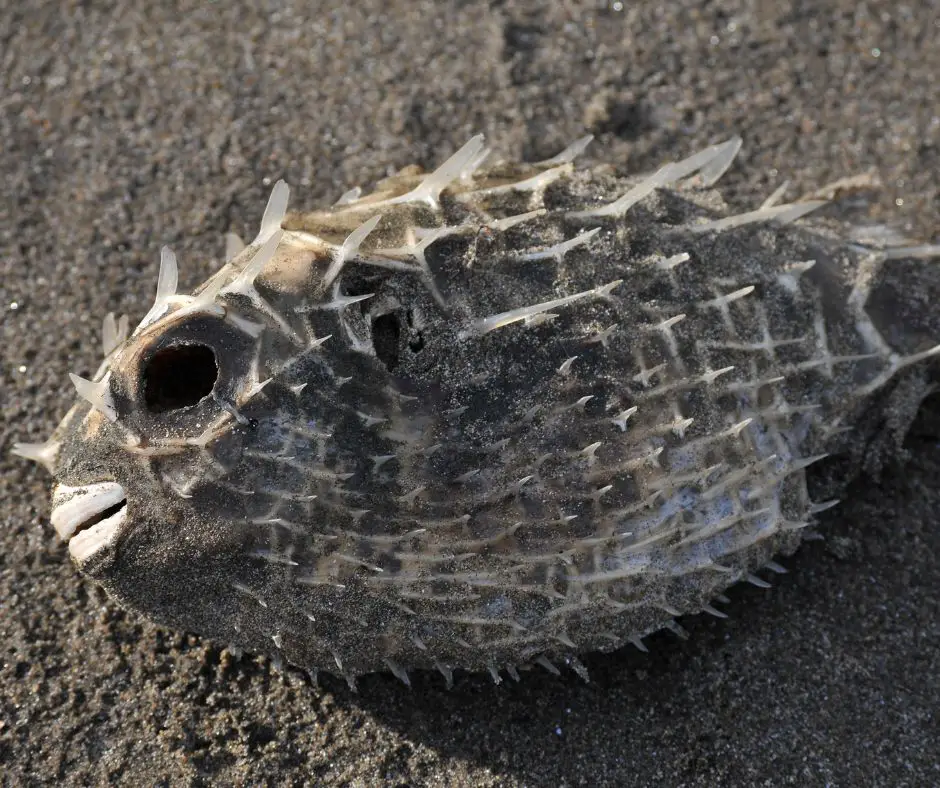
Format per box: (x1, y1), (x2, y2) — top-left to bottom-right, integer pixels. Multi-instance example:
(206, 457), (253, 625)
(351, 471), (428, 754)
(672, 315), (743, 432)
(142, 344), (218, 414)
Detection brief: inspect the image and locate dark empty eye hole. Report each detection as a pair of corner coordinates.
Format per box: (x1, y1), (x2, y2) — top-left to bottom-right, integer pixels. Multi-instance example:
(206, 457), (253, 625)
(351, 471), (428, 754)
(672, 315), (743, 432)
(372, 314), (401, 371)
(143, 344), (218, 413)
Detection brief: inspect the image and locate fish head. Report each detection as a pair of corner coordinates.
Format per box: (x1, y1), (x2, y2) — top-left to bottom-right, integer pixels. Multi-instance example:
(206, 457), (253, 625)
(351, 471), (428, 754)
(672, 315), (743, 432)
(13, 183), (447, 648)
(21, 266), (308, 635)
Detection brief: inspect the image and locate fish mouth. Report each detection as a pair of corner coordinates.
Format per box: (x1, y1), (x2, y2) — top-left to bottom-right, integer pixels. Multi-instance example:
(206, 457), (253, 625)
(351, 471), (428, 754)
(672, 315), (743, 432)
(51, 482), (128, 562)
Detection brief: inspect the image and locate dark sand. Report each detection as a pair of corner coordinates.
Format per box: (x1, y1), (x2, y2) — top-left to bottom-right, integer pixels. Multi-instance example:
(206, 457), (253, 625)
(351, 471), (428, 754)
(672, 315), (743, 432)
(2, 2), (938, 785)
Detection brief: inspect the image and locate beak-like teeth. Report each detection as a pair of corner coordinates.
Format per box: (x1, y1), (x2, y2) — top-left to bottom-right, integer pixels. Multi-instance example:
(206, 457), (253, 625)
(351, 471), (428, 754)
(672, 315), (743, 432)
(50, 482), (127, 560)
(68, 508), (127, 563)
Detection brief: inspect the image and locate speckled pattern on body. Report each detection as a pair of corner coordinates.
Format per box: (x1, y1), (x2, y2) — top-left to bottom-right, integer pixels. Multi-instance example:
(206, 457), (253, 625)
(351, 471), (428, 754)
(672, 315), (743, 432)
(2, 1), (939, 786)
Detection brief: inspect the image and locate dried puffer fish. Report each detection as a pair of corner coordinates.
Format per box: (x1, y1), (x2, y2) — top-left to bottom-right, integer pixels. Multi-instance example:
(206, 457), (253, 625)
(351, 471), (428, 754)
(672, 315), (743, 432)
(14, 135), (940, 689)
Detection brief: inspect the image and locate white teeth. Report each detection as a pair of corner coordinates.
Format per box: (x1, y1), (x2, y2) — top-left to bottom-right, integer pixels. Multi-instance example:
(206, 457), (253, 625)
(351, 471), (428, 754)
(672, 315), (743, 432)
(51, 482), (127, 554)
(68, 507), (126, 563)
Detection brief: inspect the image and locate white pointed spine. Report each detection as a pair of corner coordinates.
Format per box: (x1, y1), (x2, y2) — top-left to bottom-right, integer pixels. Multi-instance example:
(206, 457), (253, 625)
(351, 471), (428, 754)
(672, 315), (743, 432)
(257, 180), (290, 243)
(656, 252), (691, 271)
(101, 313), (129, 357)
(225, 232), (246, 260)
(695, 135), (742, 186)
(210, 231), (304, 344)
(880, 244), (940, 260)
(760, 180), (791, 209)
(296, 281), (374, 313)
(776, 259), (817, 293)
(611, 406), (638, 431)
(539, 134), (594, 165)
(463, 164), (567, 198)
(489, 208), (546, 232)
(897, 343), (940, 368)
(409, 209), (544, 243)
(700, 285), (756, 311)
(219, 230), (284, 301)
(225, 312), (265, 337)
(688, 201), (826, 233)
(459, 145), (491, 181)
(334, 186), (362, 206)
(468, 279), (623, 335)
(69, 371), (117, 422)
(11, 439), (61, 473)
(515, 227), (601, 262)
(567, 137), (742, 219)
(321, 214), (383, 289)
(101, 313), (119, 356)
(134, 246), (180, 334)
(386, 134), (486, 208)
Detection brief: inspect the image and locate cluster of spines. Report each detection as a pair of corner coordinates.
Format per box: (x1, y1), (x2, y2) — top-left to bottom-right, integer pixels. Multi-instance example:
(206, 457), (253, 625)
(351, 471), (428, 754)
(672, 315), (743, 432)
(16, 133), (938, 455)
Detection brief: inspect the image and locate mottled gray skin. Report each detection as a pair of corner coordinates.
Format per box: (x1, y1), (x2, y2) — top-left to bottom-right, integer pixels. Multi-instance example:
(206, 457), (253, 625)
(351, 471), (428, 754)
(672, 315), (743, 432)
(26, 138), (939, 686)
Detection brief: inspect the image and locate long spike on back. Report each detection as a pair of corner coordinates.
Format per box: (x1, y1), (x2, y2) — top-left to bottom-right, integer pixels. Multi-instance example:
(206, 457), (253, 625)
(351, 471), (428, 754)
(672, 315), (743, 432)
(221, 230), (284, 299)
(101, 313), (119, 356)
(117, 314), (129, 346)
(134, 247), (180, 333)
(540, 134), (594, 166)
(156, 246), (179, 302)
(225, 232), (246, 260)
(100, 313), (129, 358)
(257, 180), (290, 243)
(460, 145), (492, 180)
(213, 230), (304, 344)
(695, 136), (743, 186)
(321, 214), (383, 289)
(568, 137), (744, 219)
(388, 134), (486, 208)
(466, 165), (567, 198)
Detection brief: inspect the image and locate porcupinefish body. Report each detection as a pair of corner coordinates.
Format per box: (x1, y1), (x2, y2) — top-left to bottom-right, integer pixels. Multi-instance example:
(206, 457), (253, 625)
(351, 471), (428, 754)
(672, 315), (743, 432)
(15, 135), (940, 687)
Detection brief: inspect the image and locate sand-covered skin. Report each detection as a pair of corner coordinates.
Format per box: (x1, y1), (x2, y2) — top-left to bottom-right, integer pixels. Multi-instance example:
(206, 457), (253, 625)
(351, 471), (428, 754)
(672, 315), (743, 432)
(1, 2), (938, 785)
